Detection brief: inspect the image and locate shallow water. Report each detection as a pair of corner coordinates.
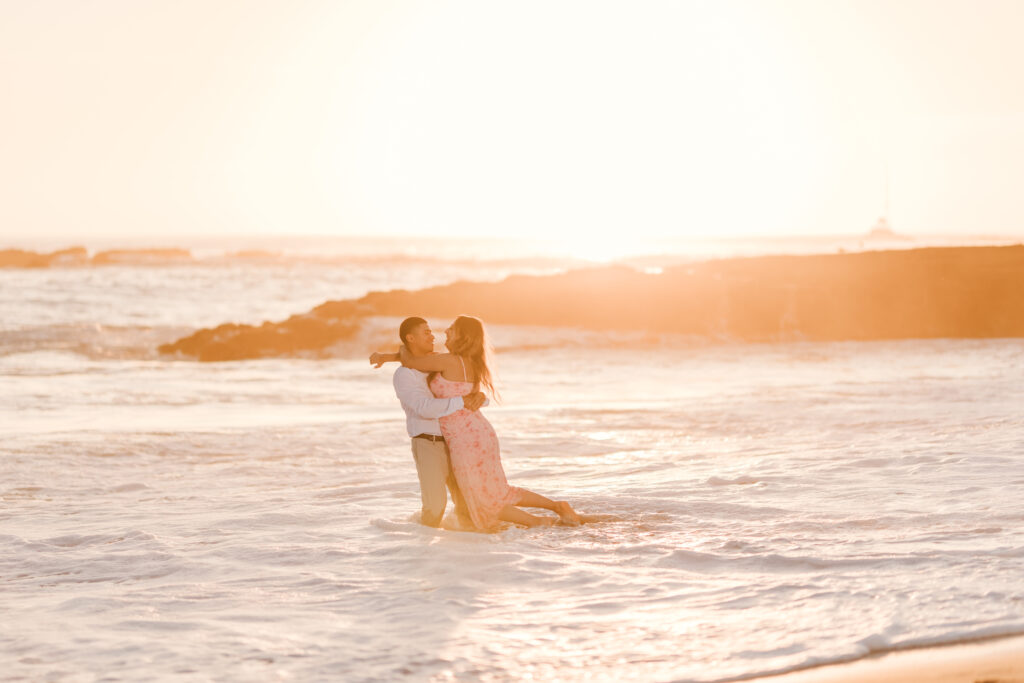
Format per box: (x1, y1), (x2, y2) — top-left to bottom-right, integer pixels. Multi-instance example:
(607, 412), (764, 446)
(3, 250), (1024, 681)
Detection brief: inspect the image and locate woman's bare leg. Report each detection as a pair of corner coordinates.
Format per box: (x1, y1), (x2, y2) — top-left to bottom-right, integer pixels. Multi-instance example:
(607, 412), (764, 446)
(515, 489), (581, 526)
(499, 505), (555, 528)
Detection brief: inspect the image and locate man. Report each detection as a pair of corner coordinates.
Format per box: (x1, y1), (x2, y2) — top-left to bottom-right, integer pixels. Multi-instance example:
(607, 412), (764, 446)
(370, 317), (485, 528)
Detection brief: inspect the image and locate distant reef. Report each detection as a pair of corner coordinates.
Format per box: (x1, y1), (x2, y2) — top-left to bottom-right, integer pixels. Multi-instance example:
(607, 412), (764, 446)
(160, 245), (1024, 361)
(0, 247), (192, 267)
(90, 248), (192, 265)
(1, 247), (90, 267)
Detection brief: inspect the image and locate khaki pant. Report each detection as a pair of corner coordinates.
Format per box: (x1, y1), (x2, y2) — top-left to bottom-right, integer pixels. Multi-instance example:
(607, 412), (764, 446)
(411, 438), (469, 527)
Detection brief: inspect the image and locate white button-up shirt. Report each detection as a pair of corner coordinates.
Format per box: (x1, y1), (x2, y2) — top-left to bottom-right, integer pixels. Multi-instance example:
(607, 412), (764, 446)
(392, 367), (465, 438)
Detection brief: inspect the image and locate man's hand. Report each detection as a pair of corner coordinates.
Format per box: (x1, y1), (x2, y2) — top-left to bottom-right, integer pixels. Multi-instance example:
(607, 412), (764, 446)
(463, 391), (486, 412)
(369, 352), (386, 368)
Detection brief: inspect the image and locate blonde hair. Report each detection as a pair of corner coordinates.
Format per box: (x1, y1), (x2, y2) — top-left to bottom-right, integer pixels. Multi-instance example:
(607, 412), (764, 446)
(449, 315), (499, 402)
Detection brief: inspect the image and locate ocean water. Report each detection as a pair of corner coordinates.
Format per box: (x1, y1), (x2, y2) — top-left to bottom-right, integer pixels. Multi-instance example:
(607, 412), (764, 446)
(3, 238), (1024, 682)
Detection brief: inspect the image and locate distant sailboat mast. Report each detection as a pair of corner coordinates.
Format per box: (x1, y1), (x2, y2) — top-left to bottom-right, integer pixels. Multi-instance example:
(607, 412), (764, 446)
(882, 160), (889, 224)
(868, 160), (896, 237)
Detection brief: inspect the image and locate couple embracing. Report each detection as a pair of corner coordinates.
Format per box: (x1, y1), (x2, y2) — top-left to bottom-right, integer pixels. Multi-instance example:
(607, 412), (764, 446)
(370, 315), (585, 531)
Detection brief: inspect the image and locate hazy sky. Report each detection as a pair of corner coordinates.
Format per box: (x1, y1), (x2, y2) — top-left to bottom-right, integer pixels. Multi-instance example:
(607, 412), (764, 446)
(2, 0), (1023, 243)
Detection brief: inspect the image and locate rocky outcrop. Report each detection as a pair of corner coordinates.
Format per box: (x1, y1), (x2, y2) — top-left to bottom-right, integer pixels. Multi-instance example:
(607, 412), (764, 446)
(91, 248), (192, 265)
(160, 245), (1024, 361)
(0, 247), (89, 268)
(159, 310), (363, 362)
(0, 247), (192, 267)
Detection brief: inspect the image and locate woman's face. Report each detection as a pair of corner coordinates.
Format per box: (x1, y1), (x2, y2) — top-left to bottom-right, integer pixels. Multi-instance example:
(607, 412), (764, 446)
(444, 324), (457, 352)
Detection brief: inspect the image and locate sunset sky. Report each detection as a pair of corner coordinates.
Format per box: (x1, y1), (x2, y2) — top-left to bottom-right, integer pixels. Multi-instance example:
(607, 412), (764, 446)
(2, 0), (1022, 243)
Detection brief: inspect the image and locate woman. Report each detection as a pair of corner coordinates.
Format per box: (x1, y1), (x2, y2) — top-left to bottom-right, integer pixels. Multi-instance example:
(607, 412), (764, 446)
(375, 315), (582, 530)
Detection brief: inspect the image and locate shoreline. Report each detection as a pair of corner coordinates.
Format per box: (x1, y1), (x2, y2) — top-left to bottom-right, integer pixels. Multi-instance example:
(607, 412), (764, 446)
(742, 633), (1024, 683)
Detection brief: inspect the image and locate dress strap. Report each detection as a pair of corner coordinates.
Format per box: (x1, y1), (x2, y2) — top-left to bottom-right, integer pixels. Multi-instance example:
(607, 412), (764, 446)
(459, 355), (467, 382)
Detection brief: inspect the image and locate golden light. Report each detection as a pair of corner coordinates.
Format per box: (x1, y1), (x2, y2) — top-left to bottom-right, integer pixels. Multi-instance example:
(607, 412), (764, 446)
(5, 1), (1023, 245)
(317, 0), (831, 260)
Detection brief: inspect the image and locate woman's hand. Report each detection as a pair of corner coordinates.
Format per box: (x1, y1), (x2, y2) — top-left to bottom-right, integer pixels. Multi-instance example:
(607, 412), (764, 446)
(463, 391), (486, 412)
(369, 351), (399, 368)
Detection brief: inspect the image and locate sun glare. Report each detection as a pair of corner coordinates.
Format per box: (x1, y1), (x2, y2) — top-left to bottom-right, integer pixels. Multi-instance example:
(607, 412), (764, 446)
(322, 1), (830, 245)
(6, 1), (1023, 241)
(544, 234), (665, 263)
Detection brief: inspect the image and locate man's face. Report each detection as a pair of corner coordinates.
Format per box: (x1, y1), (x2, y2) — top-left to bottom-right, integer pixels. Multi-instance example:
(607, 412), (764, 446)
(404, 323), (435, 355)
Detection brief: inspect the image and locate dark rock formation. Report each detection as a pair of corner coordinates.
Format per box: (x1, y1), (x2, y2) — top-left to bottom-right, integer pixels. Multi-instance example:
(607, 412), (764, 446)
(51, 247), (90, 265)
(159, 312), (362, 362)
(160, 245), (1024, 361)
(0, 247), (89, 268)
(225, 249), (283, 262)
(91, 248), (192, 265)
(1, 247), (194, 267)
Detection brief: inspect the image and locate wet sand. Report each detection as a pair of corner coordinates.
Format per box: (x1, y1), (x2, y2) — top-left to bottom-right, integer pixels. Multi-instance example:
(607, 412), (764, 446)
(747, 634), (1024, 683)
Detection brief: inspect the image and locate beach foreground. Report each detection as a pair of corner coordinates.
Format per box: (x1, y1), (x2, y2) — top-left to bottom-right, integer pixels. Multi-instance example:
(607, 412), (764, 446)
(748, 634), (1024, 683)
(4, 248), (1023, 681)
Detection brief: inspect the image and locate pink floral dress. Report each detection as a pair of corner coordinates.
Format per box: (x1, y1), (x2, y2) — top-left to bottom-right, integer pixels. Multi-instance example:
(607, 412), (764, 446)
(430, 369), (522, 531)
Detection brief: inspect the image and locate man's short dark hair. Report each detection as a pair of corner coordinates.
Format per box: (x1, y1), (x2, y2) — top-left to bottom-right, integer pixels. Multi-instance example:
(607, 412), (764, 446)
(399, 317), (427, 346)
